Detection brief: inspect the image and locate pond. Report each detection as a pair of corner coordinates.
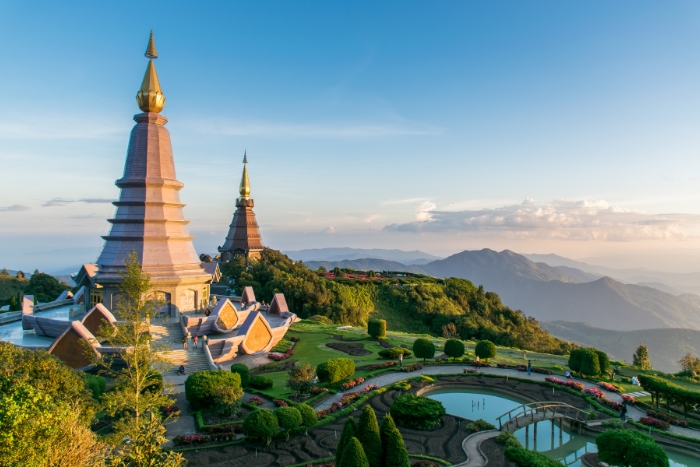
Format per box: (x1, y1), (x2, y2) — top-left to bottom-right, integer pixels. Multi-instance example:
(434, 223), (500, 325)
(426, 388), (700, 467)
(0, 304), (76, 347)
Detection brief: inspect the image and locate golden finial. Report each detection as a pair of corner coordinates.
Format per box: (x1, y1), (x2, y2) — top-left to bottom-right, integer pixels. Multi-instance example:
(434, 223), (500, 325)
(239, 152), (251, 199)
(136, 32), (166, 113)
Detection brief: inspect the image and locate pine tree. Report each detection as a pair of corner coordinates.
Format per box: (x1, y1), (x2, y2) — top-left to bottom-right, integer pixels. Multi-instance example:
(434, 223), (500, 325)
(384, 427), (410, 467)
(380, 412), (398, 448)
(336, 416), (357, 466)
(339, 437), (370, 467)
(357, 406), (382, 467)
(633, 344), (652, 370)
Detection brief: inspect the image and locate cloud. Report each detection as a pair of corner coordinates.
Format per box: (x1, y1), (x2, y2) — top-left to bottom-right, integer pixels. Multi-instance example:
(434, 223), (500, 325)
(78, 198), (114, 204)
(43, 198), (114, 207)
(384, 198), (700, 241)
(324, 226), (336, 234)
(43, 198), (71, 207)
(0, 205), (30, 212)
(381, 197), (430, 206)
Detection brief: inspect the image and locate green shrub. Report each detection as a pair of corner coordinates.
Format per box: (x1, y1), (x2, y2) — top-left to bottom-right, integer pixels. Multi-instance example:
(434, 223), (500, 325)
(474, 340), (497, 361)
(185, 371), (242, 411)
(230, 363), (250, 387)
(581, 348), (601, 376)
(368, 319), (387, 339)
(297, 403), (318, 428)
(413, 338), (436, 362)
(596, 429), (669, 467)
(444, 339), (465, 360)
(392, 382), (411, 391)
(357, 406), (382, 467)
(243, 408), (279, 446)
(380, 413), (398, 448)
(383, 426), (410, 467)
(336, 417), (357, 466)
(339, 436), (370, 467)
(85, 374), (106, 400)
(596, 350), (611, 375)
(390, 394), (445, 430)
(213, 385), (244, 416)
(504, 447), (563, 467)
(274, 406), (303, 431)
(249, 375), (273, 390)
(378, 347), (412, 359)
(495, 431), (522, 449)
(317, 358), (355, 384)
(415, 375), (434, 383)
(465, 419), (495, 433)
(568, 348), (584, 373)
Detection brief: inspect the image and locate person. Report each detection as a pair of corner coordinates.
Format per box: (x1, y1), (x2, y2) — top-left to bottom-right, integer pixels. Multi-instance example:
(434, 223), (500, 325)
(527, 360), (532, 376)
(566, 371), (572, 379)
(193, 335), (199, 349)
(475, 355), (480, 368)
(177, 365), (186, 375)
(205, 308), (211, 317)
(632, 376), (640, 386)
(182, 336), (188, 349)
(620, 401), (627, 422)
(399, 353), (403, 368)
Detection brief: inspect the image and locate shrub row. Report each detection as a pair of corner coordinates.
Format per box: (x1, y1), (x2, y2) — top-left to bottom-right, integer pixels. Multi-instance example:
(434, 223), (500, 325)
(465, 419), (495, 434)
(645, 409), (688, 427)
(378, 347), (412, 359)
(639, 374), (700, 418)
(340, 377), (365, 390)
(185, 371), (242, 411)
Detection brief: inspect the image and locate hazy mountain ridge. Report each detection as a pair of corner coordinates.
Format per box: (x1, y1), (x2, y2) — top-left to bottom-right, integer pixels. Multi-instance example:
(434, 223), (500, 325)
(541, 321), (700, 373)
(304, 258), (425, 274)
(284, 248), (441, 265)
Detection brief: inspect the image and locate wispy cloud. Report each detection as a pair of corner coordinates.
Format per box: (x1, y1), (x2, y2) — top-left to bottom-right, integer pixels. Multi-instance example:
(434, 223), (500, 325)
(384, 198), (700, 241)
(380, 197), (430, 206)
(78, 198), (114, 204)
(0, 205), (30, 212)
(43, 198), (114, 207)
(194, 120), (444, 139)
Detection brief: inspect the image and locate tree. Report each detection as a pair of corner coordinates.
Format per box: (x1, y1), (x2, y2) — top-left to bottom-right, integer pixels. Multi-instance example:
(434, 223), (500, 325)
(596, 429), (668, 467)
(380, 412), (398, 447)
(383, 426), (410, 467)
(336, 417), (357, 466)
(287, 362), (316, 395)
(243, 409), (279, 446)
(339, 437), (370, 467)
(297, 403), (318, 428)
(580, 349), (601, 377)
(357, 406), (382, 467)
(92, 251), (174, 445)
(413, 338), (436, 362)
(633, 344), (652, 370)
(444, 339), (465, 360)
(442, 322), (459, 338)
(230, 363), (250, 387)
(678, 353), (700, 376)
(24, 272), (71, 303)
(595, 350), (610, 375)
(368, 319), (387, 339)
(107, 411), (184, 467)
(475, 340), (497, 362)
(16, 270), (25, 279)
(213, 386), (243, 417)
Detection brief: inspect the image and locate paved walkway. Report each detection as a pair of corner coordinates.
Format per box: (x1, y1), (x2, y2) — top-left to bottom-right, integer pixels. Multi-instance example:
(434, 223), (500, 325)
(453, 430), (499, 467)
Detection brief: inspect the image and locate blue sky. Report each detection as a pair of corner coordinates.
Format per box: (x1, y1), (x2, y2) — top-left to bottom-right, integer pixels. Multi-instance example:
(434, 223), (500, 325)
(3, 1), (700, 272)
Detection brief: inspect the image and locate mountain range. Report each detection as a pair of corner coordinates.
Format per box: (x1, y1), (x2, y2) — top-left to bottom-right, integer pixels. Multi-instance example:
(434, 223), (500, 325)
(284, 248), (441, 265)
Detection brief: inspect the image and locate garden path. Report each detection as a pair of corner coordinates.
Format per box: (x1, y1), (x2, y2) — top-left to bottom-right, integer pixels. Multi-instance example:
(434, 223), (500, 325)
(452, 430), (499, 467)
(314, 364), (700, 440)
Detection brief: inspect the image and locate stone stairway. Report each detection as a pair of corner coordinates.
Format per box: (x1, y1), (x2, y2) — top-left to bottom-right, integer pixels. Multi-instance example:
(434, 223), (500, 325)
(150, 322), (211, 373)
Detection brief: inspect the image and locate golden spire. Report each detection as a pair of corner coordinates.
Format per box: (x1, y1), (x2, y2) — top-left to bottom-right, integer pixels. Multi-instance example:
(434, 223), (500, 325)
(136, 32), (166, 113)
(239, 152), (251, 199)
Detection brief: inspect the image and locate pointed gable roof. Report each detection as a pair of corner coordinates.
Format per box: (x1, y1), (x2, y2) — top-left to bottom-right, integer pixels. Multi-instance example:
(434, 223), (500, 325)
(240, 286), (256, 304)
(268, 293), (289, 315)
(48, 321), (101, 369)
(81, 304), (117, 336)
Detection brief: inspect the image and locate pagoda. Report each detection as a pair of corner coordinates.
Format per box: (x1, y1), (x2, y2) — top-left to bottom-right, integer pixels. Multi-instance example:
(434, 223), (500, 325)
(218, 153), (264, 261)
(78, 32), (216, 316)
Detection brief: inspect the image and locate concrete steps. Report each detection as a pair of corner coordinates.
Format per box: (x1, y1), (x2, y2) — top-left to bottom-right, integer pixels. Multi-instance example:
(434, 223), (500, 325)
(151, 322), (211, 373)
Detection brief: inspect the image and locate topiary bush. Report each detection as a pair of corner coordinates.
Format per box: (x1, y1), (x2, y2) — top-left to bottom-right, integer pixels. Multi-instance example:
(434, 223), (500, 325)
(357, 406), (382, 467)
(336, 417), (357, 466)
(474, 340), (497, 362)
(412, 338), (435, 362)
(249, 375), (273, 390)
(85, 373), (106, 400)
(185, 370), (242, 411)
(317, 358), (355, 384)
(596, 350), (611, 375)
(568, 348), (584, 373)
(596, 429), (669, 467)
(465, 418), (495, 434)
(504, 447), (563, 467)
(378, 347), (412, 359)
(339, 436), (370, 467)
(274, 406), (303, 431)
(230, 363), (250, 387)
(297, 403), (318, 428)
(390, 394), (445, 430)
(243, 408), (279, 445)
(444, 338), (465, 360)
(580, 348), (601, 376)
(368, 319), (387, 339)
(383, 425), (410, 467)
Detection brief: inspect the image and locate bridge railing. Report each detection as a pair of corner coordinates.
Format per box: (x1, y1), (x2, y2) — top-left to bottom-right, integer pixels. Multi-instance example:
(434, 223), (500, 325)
(496, 401), (591, 430)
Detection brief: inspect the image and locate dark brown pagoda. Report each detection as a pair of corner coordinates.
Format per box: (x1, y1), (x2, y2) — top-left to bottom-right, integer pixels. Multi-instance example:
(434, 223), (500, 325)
(218, 153), (264, 261)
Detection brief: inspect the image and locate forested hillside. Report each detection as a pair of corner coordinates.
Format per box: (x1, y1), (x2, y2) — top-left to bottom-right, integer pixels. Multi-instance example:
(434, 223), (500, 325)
(222, 249), (574, 355)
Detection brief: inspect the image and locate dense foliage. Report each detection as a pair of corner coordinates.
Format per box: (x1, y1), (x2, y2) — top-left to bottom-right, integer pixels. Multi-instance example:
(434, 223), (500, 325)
(368, 319), (387, 339)
(413, 338), (436, 362)
(274, 406), (303, 431)
(357, 406), (382, 467)
(504, 447), (563, 467)
(185, 371), (242, 411)
(444, 338), (465, 360)
(495, 431), (522, 449)
(287, 362), (316, 395)
(339, 437), (370, 467)
(243, 408), (279, 446)
(596, 429), (669, 467)
(230, 363), (250, 387)
(568, 348), (609, 376)
(638, 374), (700, 417)
(475, 340), (497, 361)
(23, 271), (71, 303)
(336, 417), (357, 466)
(297, 403), (318, 428)
(390, 394), (445, 430)
(221, 249), (574, 354)
(317, 358), (356, 384)
(249, 375), (274, 390)
(634, 344), (653, 370)
(465, 419), (495, 433)
(85, 373), (106, 400)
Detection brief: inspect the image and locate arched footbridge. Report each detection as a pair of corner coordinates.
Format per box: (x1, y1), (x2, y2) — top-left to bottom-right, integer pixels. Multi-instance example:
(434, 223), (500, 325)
(496, 401), (600, 432)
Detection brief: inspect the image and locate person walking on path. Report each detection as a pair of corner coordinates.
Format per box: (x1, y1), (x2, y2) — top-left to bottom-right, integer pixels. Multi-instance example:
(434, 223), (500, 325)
(193, 335), (198, 349)
(620, 402), (627, 422)
(527, 360), (532, 376)
(475, 356), (480, 369)
(399, 353), (403, 368)
(182, 336), (188, 350)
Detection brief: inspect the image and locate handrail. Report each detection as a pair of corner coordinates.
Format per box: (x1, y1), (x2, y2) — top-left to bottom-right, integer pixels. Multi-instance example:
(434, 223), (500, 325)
(496, 401), (590, 430)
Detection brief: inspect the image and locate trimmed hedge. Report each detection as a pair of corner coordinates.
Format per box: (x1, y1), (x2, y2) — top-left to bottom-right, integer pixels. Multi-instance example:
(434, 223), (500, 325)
(185, 371), (242, 411)
(474, 340), (497, 361)
(390, 394), (445, 430)
(317, 358), (355, 384)
(378, 348), (412, 359)
(368, 319), (387, 339)
(596, 429), (668, 467)
(274, 406), (303, 431)
(504, 447), (563, 467)
(444, 339), (465, 360)
(495, 431), (522, 449)
(249, 375), (273, 390)
(243, 408), (278, 446)
(412, 338), (435, 362)
(297, 403), (318, 428)
(230, 363), (250, 387)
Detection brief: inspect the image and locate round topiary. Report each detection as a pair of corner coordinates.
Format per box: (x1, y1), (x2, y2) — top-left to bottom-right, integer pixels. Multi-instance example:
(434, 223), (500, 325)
(412, 338), (435, 362)
(274, 406), (303, 431)
(296, 403), (318, 428)
(243, 408), (279, 445)
(444, 339), (465, 360)
(184, 370), (242, 411)
(390, 394), (445, 430)
(316, 358), (355, 384)
(474, 340), (497, 362)
(596, 429), (668, 467)
(378, 348), (412, 359)
(249, 375), (274, 390)
(368, 319), (387, 339)
(230, 363), (250, 387)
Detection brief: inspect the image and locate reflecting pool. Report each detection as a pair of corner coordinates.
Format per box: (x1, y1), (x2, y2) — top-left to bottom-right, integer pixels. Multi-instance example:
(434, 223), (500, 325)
(0, 304), (78, 347)
(426, 388), (700, 467)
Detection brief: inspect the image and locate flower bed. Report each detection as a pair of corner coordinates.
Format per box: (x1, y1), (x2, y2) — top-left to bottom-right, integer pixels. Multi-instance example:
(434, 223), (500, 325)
(248, 396), (264, 406)
(646, 410), (689, 427)
(206, 423), (244, 434)
(273, 399), (288, 407)
(639, 417), (670, 431)
(399, 363), (423, 373)
(600, 397), (622, 411)
(315, 392), (364, 420)
(584, 387), (605, 398)
(497, 363), (509, 369)
(622, 394), (637, 404)
(544, 377), (584, 392)
(268, 347), (294, 361)
(173, 432), (238, 446)
(363, 384), (378, 393)
(340, 377), (365, 390)
(598, 382), (622, 393)
(310, 387), (329, 395)
(365, 361), (398, 371)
